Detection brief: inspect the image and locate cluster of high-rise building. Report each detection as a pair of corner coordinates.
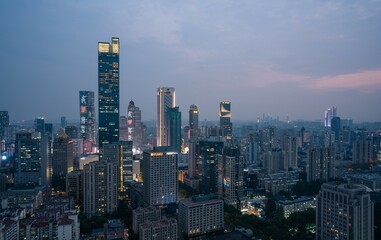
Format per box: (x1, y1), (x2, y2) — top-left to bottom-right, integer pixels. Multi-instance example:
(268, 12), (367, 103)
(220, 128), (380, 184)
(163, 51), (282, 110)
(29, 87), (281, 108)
(1, 38), (379, 240)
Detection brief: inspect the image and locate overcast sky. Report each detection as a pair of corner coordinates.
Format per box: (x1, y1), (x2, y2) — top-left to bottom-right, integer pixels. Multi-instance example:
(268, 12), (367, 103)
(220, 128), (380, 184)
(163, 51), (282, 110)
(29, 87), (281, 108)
(1, 0), (381, 123)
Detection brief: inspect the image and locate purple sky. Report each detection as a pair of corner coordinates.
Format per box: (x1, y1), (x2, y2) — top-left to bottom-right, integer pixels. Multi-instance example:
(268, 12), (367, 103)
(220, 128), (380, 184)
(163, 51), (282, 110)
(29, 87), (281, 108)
(1, 0), (381, 123)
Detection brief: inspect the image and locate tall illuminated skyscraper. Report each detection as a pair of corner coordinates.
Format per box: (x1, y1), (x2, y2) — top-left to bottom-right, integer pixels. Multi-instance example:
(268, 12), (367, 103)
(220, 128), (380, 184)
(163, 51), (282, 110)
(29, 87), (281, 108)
(324, 106), (337, 127)
(127, 100), (144, 147)
(98, 37), (120, 154)
(80, 91), (96, 154)
(157, 87), (175, 146)
(189, 104), (199, 139)
(219, 101), (232, 139)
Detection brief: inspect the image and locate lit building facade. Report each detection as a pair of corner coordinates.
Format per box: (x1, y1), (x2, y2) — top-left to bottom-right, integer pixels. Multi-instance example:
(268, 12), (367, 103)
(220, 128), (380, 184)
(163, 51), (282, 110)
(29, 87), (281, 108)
(189, 104), (199, 139)
(198, 141), (223, 194)
(168, 106), (181, 152)
(83, 161), (118, 218)
(98, 37), (120, 154)
(142, 147), (178, 205)
(157, 87), (175, 147)
(14, 132), (41, 186)
(219, 101), (232, 139)
(178, 195), (224, 238)
(316, 182), (374, 240)
(79, 91), (96, 154)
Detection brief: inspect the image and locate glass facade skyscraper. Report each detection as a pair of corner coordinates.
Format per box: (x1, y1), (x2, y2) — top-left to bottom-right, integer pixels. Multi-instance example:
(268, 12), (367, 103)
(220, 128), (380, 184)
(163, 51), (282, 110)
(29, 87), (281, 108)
(98, 37), (120, 153)
(219, 101), (232, 139)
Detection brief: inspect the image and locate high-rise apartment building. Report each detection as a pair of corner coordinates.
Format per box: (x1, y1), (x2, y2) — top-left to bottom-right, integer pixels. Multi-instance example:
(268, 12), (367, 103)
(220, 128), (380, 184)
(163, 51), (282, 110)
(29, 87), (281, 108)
(0, 111), (9, 137)
(103, 141), (133, 193)
(83, 161), (118, 218)
(14, 132), (41, 186)
(98, 37), (120, 153)
(316, 182), (374, 240)
(80, 91), (96, 154)
(189, 104), (199, 139)
(307, 147), (335, 182)
(219, 101), (232, 139)
(352, 139), (373, 164)
(168, 107), (181, 152)
(263, 149), (287, 174)
(178, 194), (224, 238)
(132, 206), (161, 234)
(142, 147), (178, 205)
(157, 87), (175, 146)
(331, 117), (341, 141)
(218, 147), (244, 209)
(283, 136), (298, 168)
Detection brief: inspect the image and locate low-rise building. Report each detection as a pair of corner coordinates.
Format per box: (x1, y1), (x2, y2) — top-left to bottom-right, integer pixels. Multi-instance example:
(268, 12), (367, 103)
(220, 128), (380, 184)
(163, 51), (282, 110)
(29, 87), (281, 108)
(276, 196), (316, 218)
(139, 217), (177, 240)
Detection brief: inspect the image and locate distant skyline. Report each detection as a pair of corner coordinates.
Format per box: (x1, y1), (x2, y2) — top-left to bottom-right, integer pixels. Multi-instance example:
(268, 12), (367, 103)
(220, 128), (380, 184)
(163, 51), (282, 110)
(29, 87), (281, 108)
(1, 1), (381, 122)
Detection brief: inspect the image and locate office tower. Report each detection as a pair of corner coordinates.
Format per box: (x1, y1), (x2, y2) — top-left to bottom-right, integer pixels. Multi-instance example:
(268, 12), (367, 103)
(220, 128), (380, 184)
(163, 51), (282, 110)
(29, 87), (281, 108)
(142, 147), (178, 205)
(316, 182), (374, 240)
(168, 107), (181, 152)
(0, 111), (9, 137)
(127, 100), (145, 147)
(352, 139), (373, 164)
(65, 126), (78, 139)
(44, 123), (53, 138)
(306, 147), (335, 182)
(263, 149), (287, 174)
(198, 141), (224, 193)
(219, 101), (232, 139)
(52, 132), (73, 190)
(189, 104), (199, 139)
(14, 132), (41, 186)
(282, 136), (298, 168)
(83, 161), (118, 218)
(179, 195), (224, 238)
(139, 218), (177, 240)
(132, 206), (162, 234)
(40, 135), (52, 186)
(61, 116), (67, 129)
(103, 141), (133, 193)
(80, 91), (96, 154)
(331, 117), (341, 141)
(324, 107), (337, 127)
(119, 116), (128, 141)
(35, 117), (45, 138)
(98, 37), (120, 153)
(218, 147), (244, 209)
(157, 87), (175, 146)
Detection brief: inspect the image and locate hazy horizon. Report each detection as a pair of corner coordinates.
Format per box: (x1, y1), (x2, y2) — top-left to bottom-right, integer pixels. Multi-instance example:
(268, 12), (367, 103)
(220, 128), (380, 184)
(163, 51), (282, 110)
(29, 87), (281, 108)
(1, 1), (381, 122)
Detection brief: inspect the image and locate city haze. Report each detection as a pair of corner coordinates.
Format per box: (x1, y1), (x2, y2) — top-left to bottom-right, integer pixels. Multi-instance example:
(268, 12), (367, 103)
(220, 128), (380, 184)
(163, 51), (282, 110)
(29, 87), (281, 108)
(1, 0), (381, 122)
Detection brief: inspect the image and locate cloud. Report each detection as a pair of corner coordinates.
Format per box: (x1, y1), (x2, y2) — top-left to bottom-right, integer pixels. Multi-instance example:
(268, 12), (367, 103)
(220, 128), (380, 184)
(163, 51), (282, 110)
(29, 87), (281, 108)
(310, 69), (381, 91)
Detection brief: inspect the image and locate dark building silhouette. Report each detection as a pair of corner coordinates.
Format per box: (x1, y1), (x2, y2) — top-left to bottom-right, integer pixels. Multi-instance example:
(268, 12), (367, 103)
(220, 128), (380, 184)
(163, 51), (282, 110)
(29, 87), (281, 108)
(0, 111), (9, 137)
(198, 140), (223, 193)
(168, 107), (181, 152)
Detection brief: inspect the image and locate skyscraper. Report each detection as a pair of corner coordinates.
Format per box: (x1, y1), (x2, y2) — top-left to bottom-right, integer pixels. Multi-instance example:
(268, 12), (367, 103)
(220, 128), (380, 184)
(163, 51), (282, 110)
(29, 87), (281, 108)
(142, 147), (178, 205)
(219, 101), (232, 139)
(80, 91), (96, 154)
(98, 37), (120, 153)
(52, 131), (74, 191)
(218, 147), (244, 209)
(35, 117), (45, 138)
(189, 104), (199, 139)
(198, 141), (223, 194)
(157, 87), (175, 146)
(14, 132), (41, 186)
(324, 107), (337, 127)
(103, 141), (133, 193)
(127, 100), (145, 147)
(168, 107), (181, 152)
(316, 182), (374, 240)
(0, 111), (9, 138)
